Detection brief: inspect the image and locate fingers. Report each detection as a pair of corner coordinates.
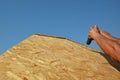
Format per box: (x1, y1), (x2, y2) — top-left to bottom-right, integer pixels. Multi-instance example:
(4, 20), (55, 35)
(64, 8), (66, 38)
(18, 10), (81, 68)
(88, 25), (100, 39)
(94, 25), (98, 27)
(90, 25), (100, 33)
(90, 25), (98, 30)
(93, 25), (99, 29)
(94, 25), (99, 30)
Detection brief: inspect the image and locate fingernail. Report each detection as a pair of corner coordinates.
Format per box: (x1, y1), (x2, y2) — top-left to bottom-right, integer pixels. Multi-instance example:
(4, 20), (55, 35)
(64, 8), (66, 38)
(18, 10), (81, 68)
(94, 25), (98, 27)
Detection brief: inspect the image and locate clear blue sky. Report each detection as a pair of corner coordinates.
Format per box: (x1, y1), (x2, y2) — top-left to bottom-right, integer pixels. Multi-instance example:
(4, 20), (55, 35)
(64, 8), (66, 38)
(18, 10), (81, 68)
(0, 0), (120, 54)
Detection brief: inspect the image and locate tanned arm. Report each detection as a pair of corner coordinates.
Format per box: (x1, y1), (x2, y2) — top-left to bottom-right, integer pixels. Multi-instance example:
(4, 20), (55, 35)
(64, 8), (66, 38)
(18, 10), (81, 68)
(88, 25), (120, 63)
(94, 33), (120, 62)
(100, 30), (120, 44)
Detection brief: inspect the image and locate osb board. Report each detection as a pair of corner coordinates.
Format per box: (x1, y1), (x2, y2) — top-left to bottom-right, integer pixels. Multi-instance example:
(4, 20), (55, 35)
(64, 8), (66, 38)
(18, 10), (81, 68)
(0, 34), (120, 80)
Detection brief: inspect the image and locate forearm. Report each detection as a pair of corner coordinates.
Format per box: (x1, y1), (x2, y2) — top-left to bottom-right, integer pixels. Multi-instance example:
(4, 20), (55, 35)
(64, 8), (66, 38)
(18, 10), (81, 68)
(106, 34), (120, 42)
(94, 34), (120, 62)
(109, 36), (120, 45)
(100, 30), (120, 42)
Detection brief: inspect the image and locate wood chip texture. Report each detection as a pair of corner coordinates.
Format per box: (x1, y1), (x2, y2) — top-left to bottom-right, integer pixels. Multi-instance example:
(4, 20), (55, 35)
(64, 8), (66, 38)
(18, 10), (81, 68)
(0, 34), (120, 80)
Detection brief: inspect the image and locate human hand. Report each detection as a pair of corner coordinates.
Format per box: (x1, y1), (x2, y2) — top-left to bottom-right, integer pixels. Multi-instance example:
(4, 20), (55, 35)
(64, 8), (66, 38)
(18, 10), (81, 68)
(88, 25), (100, 40)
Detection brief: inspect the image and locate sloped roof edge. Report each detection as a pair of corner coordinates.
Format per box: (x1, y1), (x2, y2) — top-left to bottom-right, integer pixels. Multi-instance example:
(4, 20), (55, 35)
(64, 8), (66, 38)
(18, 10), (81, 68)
(35, 34), (67, 39)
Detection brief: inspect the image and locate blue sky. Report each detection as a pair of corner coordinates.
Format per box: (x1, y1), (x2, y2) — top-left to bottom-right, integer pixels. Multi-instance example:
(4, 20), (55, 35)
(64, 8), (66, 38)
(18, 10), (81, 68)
(0, 0), (120, 54)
